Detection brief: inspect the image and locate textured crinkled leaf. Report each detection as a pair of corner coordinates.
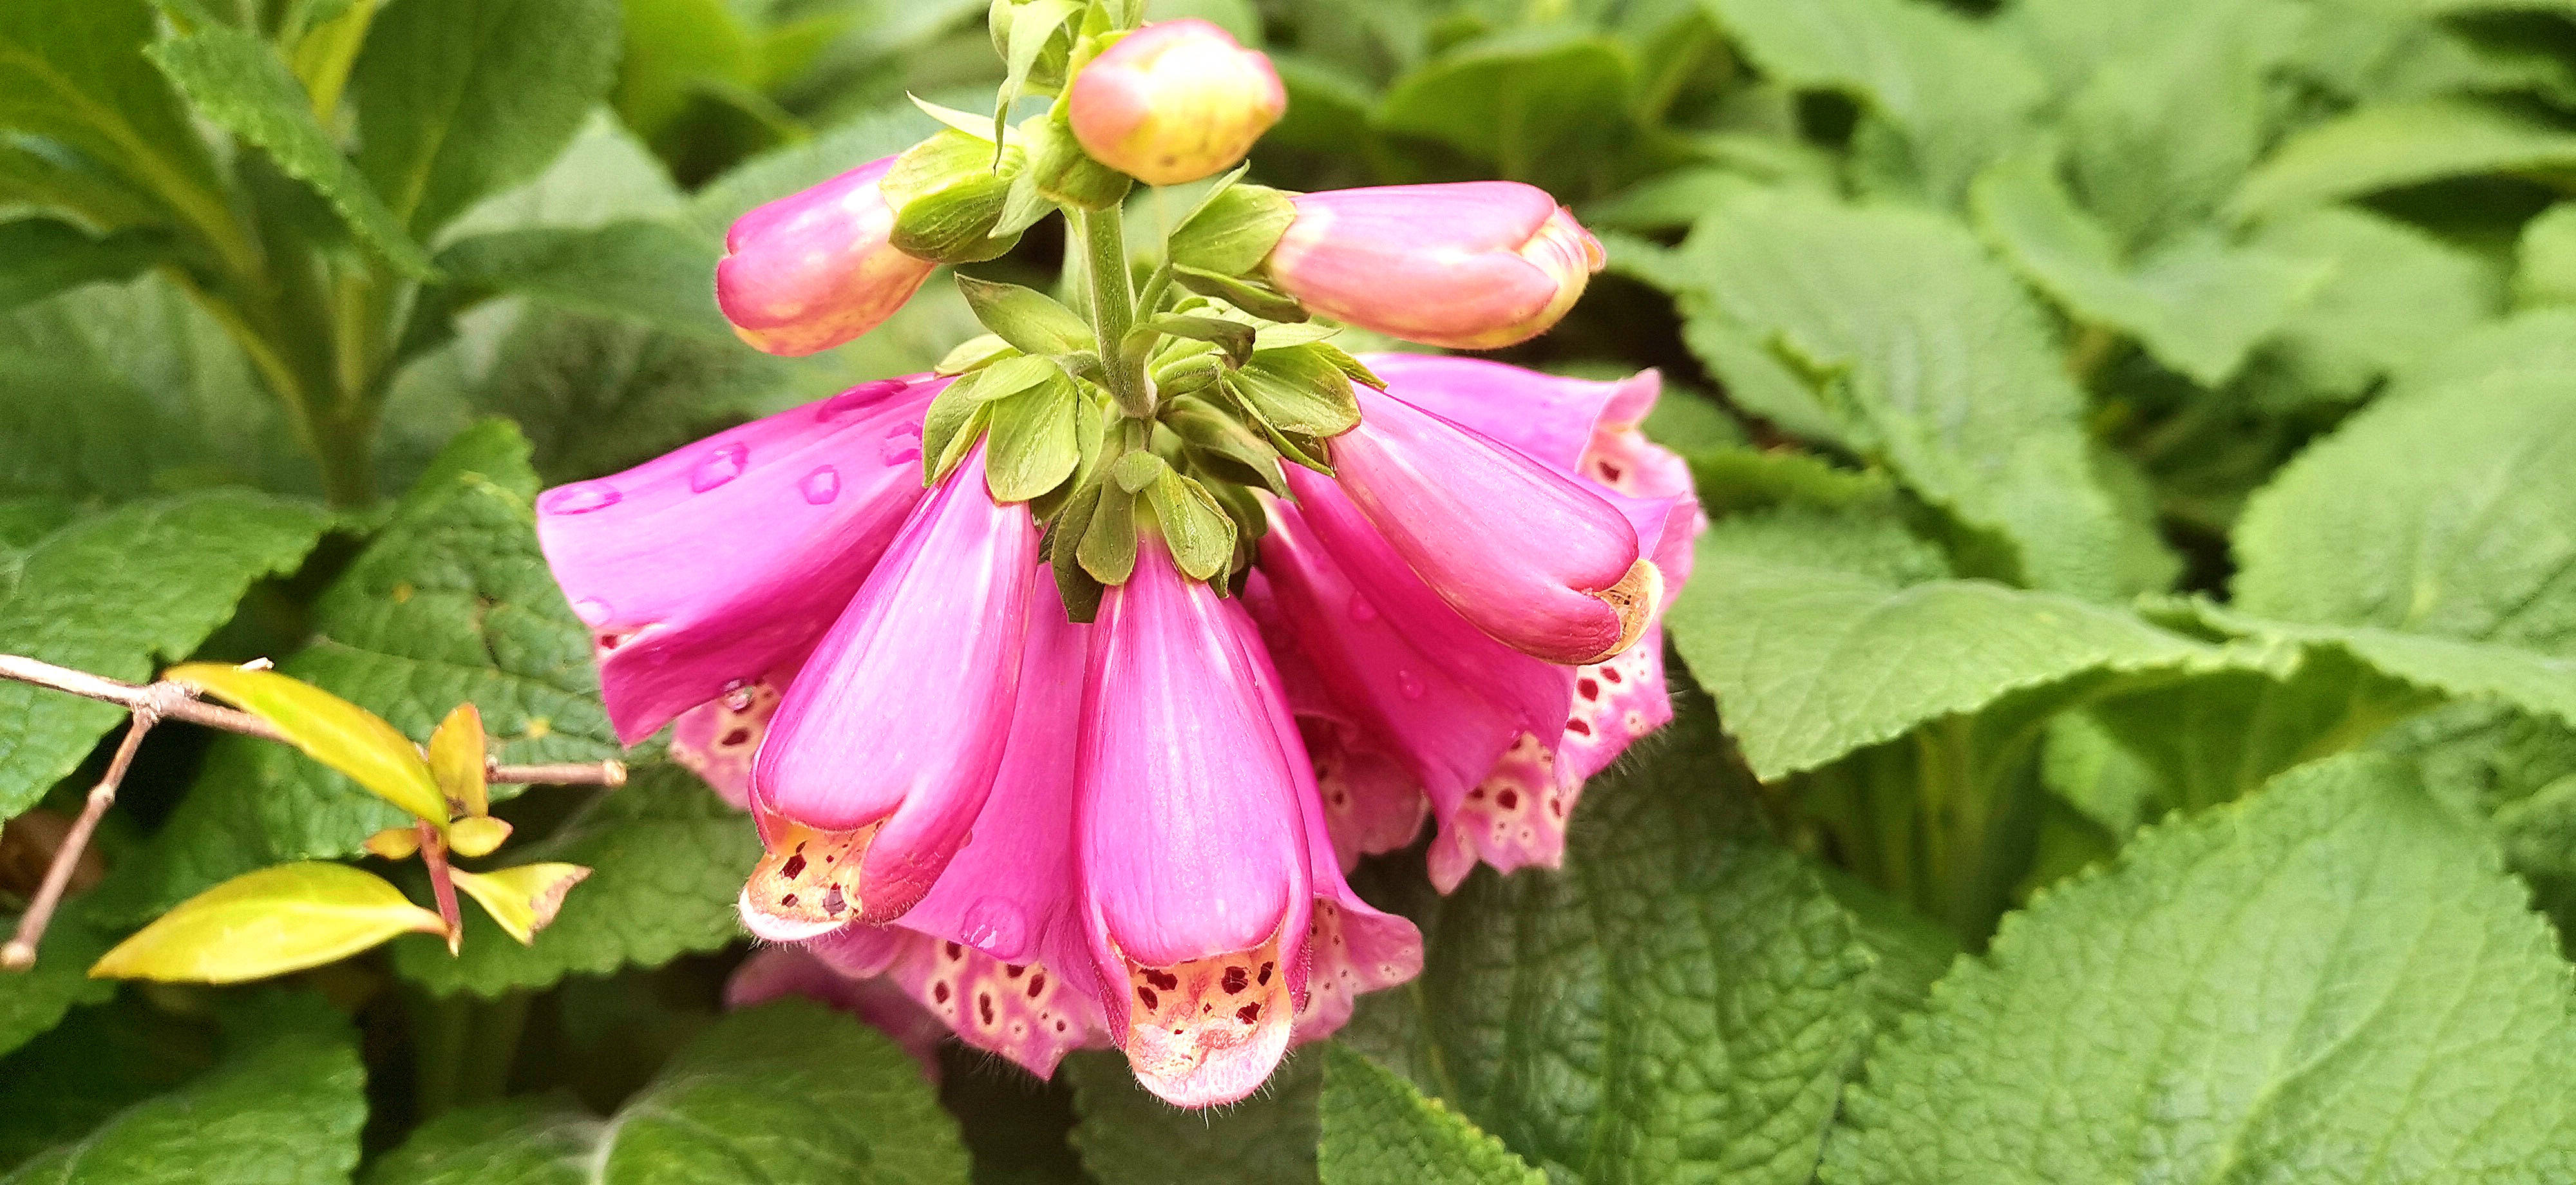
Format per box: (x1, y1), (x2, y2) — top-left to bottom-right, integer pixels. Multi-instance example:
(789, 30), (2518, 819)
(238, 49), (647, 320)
(390, 763), (757, 995)
(1667, 513), (2227, 780)
(1067, 1048), (1320, 1185)
(0, 491), (329, 818)
(0, 992), (365, 1185)
(434, 220), (726, 339)
(2238, 204), (2507, 407)
(91, 862), (446, 983)
(351, 0), (622, 237)
(165, 663), (450, 825)
(367, 1000), (966, 1184)
(1374, 28), (1631, 196)
(442, 109), (683, 238)
(1708, 0), (2043, 204)
(1318, 1047), (1545, 1185)
(1814, 869), (1958, 1035)
(1972, 153), (2324, 386)
(95, 424), (616, 919)
(2231, 97), (2576, 219)
(2182, 602), (2576, 737)
(1663, 192), (2150, 598)
(0, 0), (226, 233)
(1821, 754), (2576, 1183)
(1352, 698), (1873, 1184)
(0, 902), (113, 1058)
(2052, 0), (2296, 247)
(146, 27), (436, 277)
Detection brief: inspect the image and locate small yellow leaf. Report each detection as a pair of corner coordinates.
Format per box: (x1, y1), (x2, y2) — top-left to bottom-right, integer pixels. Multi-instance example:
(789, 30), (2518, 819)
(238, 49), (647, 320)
(450, 863), (591, 945)
(447, 815), (513, 858)
(90, 862), (445, 983)
(363, 826), (421, 860)
(428, 703), (489, 816)
(166, 663), (448, 826)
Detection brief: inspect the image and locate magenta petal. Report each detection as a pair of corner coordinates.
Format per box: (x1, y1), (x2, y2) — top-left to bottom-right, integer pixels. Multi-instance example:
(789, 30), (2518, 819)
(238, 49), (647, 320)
(752, 441), (1041, 918)
(1359, 354), (1634, 473)
(1269, 184), (1600, 350)
(538, 377), (943, 744)
(716, 156), (938, 357)
(1327, 383), (1653, 666)
(802, 924), (1112, 1079)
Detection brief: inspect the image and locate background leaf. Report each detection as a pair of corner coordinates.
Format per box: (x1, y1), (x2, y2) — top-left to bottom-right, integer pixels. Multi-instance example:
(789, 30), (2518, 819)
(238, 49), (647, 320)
(1316, 1047), (1544, 1185)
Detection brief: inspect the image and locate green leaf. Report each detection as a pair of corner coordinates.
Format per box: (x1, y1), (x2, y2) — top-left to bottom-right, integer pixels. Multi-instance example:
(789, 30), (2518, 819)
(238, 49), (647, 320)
(2230, 97), (2576, 220)
(1068, 1050), (1319, 1185)
(0, 996), (220, 1171)
(1707, 0), (2043, 205)
(0, 492), (330, 819)
(1374, 28), (1631, 194)
(1144, 471), (1236, 582)
(442, 109), (684, 238)
(0, 221), (165, 314)
(95, 424), (616, 919)
(446, 862), (589, 945)
(428, 703), (488, 816)
(1318, 1047), (1545, 1185)
(954, 273), (1094, 357)
(1655, 191), (2163, 598)
(1349, 697), (1875, 1184)
(91, 862), (446, 983)
(984, 375), (1081, 504)
(1820, 754), (2576, 1183)
(1229, 346), (1363, 437)
(1, 992), (365, 1185)
(0, 0), (227, 235)
(2049, 1), (2297, 247)
(1815, 870), (1958, 1034)
(368, 999), (967, 1184)
(1167, 182), (1296, 277)
(1971, 152), (2326, 386)
(2515, 200), (2576, 308)
(2236, 204), (2508, 408)
(351, 0), (623, 238)
(683, 100), (936, 240)
(390, 763), (757, 996)
(145, 26), (437, 278)
(164, 663), (450, 825)
(433, 220), (726, 338)
(0, 902), (113, 1059)
(1667, 513), (2232, 781)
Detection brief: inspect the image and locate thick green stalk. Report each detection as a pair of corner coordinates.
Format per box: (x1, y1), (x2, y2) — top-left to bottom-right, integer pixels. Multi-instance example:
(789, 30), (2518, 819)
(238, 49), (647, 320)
(1077, 206), (1154, 419)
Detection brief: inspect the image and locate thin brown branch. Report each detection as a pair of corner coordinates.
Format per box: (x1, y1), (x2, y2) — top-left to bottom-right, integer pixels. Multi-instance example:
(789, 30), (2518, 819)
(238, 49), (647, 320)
(3, 709), (156, 971)
(415, 820), (463, 956)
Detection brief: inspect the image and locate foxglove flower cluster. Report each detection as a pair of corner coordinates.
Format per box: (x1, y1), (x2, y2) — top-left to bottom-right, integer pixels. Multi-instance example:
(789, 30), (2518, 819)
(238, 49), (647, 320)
(542, 1), (1696, 1108)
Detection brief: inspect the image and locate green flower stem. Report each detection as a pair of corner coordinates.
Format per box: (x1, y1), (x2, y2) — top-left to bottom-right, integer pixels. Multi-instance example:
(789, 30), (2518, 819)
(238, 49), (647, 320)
(1078, 205), (1155, 420)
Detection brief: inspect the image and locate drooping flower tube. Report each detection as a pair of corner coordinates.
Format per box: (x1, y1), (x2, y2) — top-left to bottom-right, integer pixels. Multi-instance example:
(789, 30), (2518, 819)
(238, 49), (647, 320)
(715, 156), (939, 357)
(1067, 19), (1285, 186)
(1265, 182), (1602, 348)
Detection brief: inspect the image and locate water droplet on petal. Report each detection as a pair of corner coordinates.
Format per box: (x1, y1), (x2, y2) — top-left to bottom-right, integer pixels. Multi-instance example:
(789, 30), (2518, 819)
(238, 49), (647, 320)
(1397, 668), (1425, 700)
(800, 465), (841, 504)
(571, 598), (613, 625)
(959, 898), (1027, 953)
(540, 482), (620, 515)
(1347, 592), (1379, 623)
(690, 442), (748, 492)
(880, 421), (923, 465)
(817, 379), (909, 422)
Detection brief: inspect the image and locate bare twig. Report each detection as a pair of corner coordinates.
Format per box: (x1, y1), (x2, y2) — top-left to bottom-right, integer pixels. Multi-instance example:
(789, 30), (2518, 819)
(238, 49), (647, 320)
(3, 708), (156, 970)
(415, 820), (463, 956)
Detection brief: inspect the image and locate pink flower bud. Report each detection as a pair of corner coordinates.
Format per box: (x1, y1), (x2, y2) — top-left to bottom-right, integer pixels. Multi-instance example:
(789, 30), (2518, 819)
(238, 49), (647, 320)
(1067, 19), (1285, 187)
(1266, 182), (1603, 348)
(715, 157), (938, 357)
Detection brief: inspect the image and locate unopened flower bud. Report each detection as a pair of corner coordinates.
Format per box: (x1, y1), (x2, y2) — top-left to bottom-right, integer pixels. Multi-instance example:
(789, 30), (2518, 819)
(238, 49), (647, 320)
(882, 129), (1030, 264)
(1068, 19), (1285, 186)
(716, 156), (938, 357)
(1265, 182), (1603, 349)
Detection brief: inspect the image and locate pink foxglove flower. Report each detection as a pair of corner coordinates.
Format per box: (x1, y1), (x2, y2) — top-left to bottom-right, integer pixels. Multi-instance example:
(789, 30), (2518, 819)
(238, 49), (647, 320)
(1267, 182), (1602, 348)
(1068, 19), (1285, 186)
(716, 157), (938, 357)
(1325, 378), (1660, 667)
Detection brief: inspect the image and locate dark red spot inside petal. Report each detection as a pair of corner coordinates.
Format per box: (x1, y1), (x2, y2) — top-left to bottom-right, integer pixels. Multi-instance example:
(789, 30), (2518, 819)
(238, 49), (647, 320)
(1144, 969), (1179, 991)
(1221, 965), (1249, 993)
(1056, 1021), (1067, 1032)
(1028, 972), (1047, 997)
(1578, 678), (1600, 700)
(1602, 667), (1624, 683)
(945, 942), (964, 960)
(1138, 986), (1159, 1009)
(1258, 962), (1274, 985)
(933, 981), (950, 1003)
(779, 893), (798, 907)
(1567, 718), (1593, 736)
(1468, 787), (1485, 800)
(721, 727), (752, 747)
(779, 853), (807, 878)
(1236, 1003), (1261, 1024)
(1005, 963), (1026, 978)
(1497, 789), (1519, 810)
(979, 994), (995, 1025)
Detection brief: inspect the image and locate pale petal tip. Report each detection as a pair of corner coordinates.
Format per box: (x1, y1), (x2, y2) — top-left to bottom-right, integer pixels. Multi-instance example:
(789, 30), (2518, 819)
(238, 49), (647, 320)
(1120, 944), (1295, 1108)
(1580, 558), (1661, 666)
(739, 822), (880, 938)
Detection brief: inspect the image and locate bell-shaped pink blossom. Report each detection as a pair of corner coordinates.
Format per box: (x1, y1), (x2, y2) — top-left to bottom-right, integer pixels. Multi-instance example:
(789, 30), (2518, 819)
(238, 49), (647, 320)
(716, 156), (938, 357)
(1326, 380), (1658, 667)
(738, 442), (1041, 940)
(1074, 542), (1316, 1107)
(1068, 19), (1285, 186)
(1266, 182), (1602, 348)
(537, 377), (945, 745)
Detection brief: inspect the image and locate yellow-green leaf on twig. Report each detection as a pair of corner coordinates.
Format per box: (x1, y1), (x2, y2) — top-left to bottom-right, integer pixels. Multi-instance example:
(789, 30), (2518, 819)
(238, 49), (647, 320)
(427, 702), (489, 816)
(446, 816), (513, 859)
(450, 864), (592, 945)
(90, 862), (445, 983)
(164, 662), (448, 826)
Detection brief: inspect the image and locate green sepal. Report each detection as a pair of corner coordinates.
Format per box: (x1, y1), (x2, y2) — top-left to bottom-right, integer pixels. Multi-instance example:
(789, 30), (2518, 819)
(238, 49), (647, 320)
(956, 272), (1095, 356)
(1023, 113), (1133, 211)
(1148, 313), (1256, 368)
(993, 167), (1056, 238)
(1309, 341), (1387, 391)
(1231, 345), (1364, 436)
(936, 334), (1019, 376)
(1173, 264), (1309, 323)
(1048, 481), (1109, 623)
(985, 374), (1083, 503)
(1254, 321), (1342, 348)
(909, 93), (1008, 139)
(921, 381), (994, 486)
(883, 130), (1027, 264)
(1144, 471), (1238, 582)
(1214, 374), (1336, 475)
(1164, 395), (1289, 495)
(1169, 182), (1297, 276)
(1110, 449), (1170, 493)
(958, 353), (1064, 402)
(1079, 481), (1140, 583)
(995, 0), (1081, 110)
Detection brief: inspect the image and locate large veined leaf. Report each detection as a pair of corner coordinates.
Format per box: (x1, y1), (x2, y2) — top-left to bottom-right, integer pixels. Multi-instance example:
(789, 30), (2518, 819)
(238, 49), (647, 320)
(433, 220), (728, 339)
(1821, 754), (2576, 1183)
(2238, 204), (2507, 408)
(1317, 1048), (1544, 1185)
(89, 862), (446, 983)
(366, 1000), (968, 1184)
(0, 902), (113, 1059)
(0, 491), (331, 819)
(1374, 28), (1633, 195)
(0, 0), (227, 235)
(1067, 1049), (1322, 1185)
(0, 993), (366, 1185)
(2231, 97), (2576, 218)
